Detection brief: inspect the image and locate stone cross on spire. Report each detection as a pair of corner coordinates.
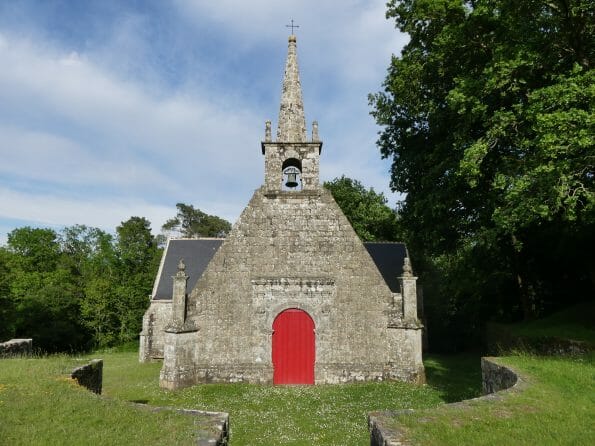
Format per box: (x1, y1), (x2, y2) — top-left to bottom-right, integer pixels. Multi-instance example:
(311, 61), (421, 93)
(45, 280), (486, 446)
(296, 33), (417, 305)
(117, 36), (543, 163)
(286, 19), (299, 34)
(276, 34), (307, 142)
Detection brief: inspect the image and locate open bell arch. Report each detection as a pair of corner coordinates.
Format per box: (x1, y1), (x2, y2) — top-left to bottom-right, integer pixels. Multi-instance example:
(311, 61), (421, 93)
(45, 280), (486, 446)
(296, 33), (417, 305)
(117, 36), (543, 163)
(281, 157), (303, 190)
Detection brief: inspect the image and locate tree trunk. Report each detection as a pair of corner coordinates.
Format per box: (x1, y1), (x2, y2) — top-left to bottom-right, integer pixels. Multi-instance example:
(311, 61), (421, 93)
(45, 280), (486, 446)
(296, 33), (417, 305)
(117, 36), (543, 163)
(511, 234), (536, 321)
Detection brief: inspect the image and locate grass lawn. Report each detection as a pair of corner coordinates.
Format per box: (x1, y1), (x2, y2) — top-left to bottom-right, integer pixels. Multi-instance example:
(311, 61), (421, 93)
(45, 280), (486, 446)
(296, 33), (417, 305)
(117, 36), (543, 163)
(0, 349), (480, 445)
(3, 347), (591, 445)
(0, 355), (201, 445)
(101, 350), (471, 445)
(390, 353), (595, 445)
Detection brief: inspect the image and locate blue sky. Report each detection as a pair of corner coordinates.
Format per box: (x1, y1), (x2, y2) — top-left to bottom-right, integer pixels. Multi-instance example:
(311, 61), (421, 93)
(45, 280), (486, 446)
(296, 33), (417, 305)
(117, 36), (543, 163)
(0, 0), (408, 244)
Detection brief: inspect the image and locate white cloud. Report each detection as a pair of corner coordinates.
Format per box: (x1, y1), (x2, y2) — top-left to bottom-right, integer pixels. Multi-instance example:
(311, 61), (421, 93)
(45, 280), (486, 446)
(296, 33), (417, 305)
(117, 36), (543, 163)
(0, 186), (173, 233)
(0, 1), (407, 237)
(0, 125), (179, 192)
(173, 0), (406, 86)
(0, 32), (264, 223)
(0, 34), (260, 157)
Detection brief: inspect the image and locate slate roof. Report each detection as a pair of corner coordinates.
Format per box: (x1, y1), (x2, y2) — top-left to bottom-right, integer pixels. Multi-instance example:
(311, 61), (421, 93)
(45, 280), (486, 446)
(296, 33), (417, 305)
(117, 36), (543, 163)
(152, 239), (408, 299)
(152, 238), (224, 300)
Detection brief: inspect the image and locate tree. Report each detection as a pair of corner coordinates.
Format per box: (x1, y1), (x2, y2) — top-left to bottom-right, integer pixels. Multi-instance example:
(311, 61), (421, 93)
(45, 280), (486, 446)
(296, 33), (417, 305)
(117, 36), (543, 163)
(323, 176), (401, 241)
(114, 217), (161, 344)
(4, 227), (90, 351)
(68, 218), (161, 348)
(370, 0), (594, 343)
(162, 203), (231, 238)
(7, 227), (61, 272)
(1, 221), (164, 350)
(62, 225), (120, 347)
(0, 248), (16, 341)
(117, 217), (157, 273)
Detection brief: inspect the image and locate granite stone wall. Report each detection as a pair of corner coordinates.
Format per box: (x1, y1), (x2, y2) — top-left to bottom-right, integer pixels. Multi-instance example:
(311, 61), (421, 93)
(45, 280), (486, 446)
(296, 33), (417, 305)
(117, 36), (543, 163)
(139, 300), (172, 362)
(0, 338), (32, 357)
(160, 186), (424, 389)
(71, 359), (103, 394)
(369, 357), (525, 445)
(70, 358), (228, 444)
(481, 357), (519, 394)
(486, 322), (593, 356)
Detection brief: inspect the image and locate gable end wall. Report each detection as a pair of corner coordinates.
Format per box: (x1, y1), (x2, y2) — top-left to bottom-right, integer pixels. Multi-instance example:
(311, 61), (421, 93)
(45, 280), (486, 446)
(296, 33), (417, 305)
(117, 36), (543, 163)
(160, 187), (424, 387)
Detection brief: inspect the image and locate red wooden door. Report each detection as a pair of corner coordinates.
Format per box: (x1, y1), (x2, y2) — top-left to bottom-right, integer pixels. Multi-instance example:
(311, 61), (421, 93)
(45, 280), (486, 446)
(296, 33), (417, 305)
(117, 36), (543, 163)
(272, 309), (315, 384)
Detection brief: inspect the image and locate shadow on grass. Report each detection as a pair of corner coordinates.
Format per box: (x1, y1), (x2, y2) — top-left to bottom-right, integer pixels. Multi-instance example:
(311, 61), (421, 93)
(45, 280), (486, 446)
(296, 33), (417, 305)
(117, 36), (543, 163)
(423, 352), (483, 403)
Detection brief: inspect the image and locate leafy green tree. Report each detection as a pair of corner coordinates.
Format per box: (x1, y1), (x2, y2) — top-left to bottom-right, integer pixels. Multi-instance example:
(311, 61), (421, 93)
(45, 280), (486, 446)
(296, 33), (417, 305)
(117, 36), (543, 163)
(324, 176), (401, 241)
(117, 217), (157, 273)
(114, 217), (161, 344)
(162, 203), (231, 238)
(1, 221), (164, 350)
(7, 227), (61, 272)
(4, 227), (90, 351)
(61, 226), (120, 347)
(61, 219), (161, 348)
(61, 225), (109, 275)
(0, 248), (16, 341)
(81, 275), (119, 347)
(370, 0), (594, 342)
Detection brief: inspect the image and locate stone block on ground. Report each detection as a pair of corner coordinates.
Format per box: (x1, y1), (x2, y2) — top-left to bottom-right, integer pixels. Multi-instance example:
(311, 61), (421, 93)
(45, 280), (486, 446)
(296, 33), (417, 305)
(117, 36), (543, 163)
(71, 359), (103, 394)
(0, 338), (33, 357)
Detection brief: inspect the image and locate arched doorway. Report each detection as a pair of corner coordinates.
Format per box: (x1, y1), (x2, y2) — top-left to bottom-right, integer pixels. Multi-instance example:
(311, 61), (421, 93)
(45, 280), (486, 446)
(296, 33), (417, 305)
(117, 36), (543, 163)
(272, 309), (315, 384)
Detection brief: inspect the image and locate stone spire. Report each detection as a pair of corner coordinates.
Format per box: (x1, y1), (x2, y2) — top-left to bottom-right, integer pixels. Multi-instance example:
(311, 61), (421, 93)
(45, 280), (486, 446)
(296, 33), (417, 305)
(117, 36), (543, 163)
(277, 35), (307, 142)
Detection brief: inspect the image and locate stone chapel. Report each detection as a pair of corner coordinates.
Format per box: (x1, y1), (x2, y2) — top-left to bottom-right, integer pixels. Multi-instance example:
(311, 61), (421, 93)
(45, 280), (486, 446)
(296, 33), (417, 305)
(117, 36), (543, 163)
(139, 35), (424, 389)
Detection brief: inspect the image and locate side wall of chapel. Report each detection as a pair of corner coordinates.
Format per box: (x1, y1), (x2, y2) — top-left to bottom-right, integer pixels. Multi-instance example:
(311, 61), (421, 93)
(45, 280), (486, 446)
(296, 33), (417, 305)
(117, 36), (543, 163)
(139, 300), (171, 361)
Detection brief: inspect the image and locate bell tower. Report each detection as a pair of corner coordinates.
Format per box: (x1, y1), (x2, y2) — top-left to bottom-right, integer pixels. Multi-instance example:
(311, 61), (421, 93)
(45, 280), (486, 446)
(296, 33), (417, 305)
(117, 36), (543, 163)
(261, 34), (322, 195)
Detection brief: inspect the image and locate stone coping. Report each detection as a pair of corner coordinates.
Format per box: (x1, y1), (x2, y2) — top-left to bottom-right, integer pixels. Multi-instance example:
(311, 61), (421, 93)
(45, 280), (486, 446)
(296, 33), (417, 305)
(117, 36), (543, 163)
(487, 327), (594, 356)
(71, 359), (103, 394)
(131, 403), (229, 446)
(0, 338), (33, 357)
(368, 357), (527, 446)
(70, 360), (229, 445)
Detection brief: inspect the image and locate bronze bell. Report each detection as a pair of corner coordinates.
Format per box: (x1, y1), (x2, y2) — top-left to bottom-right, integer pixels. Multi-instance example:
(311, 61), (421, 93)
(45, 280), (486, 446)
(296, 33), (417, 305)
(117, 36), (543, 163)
(285, 171), (299, 188)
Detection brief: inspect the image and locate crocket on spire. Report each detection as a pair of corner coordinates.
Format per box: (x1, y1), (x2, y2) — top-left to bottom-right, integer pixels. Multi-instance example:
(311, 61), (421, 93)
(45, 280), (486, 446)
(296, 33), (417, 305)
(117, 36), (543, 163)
(276, 34), (307, 142)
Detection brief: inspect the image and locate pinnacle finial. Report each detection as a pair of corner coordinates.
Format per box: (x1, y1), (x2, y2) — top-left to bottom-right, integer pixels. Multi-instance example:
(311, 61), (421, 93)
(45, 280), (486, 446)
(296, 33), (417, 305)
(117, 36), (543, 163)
(402, 257), (413, 277)
(276, 33), (307, 142)
(312, 121), (319, 142)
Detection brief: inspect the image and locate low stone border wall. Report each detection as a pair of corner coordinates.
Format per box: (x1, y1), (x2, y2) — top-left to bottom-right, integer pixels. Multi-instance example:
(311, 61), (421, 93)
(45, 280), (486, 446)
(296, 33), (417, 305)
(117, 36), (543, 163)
(369, 410), (412, 446)
(0, 338), (33, 357)
(486, 323), (593, 356)
(481, 357), (518, 394)
(71, 359), (103, 394)
(133, 404), (229, 446)
(368, 357), (526, 446)
(70, 360), (228, 445)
